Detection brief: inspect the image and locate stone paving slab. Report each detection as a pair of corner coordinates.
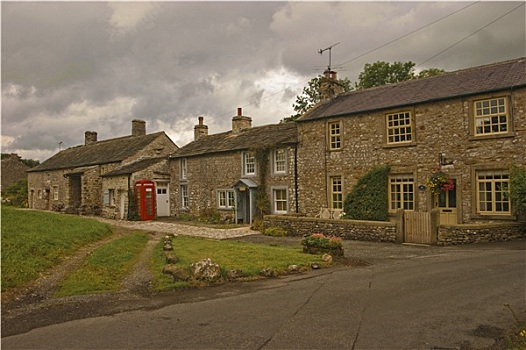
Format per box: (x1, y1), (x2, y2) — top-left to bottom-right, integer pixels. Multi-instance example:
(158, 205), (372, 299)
(90, 217), (257, 240)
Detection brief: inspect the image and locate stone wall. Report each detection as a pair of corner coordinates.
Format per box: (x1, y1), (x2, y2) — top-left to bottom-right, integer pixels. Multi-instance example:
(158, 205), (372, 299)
(296, 88), (526, 225)
(437, 223), (526, 245)
(263, 215), (398, 242)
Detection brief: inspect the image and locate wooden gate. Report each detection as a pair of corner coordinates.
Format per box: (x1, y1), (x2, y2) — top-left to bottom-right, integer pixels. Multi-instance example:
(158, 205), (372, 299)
(404, 211), (436, 244)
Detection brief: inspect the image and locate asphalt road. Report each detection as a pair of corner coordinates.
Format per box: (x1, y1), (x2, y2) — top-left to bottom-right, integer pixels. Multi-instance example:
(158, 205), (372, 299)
(2, 239), (525, 349)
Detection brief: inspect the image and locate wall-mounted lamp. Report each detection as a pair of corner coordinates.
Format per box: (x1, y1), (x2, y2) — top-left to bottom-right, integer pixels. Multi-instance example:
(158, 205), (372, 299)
(439, 153), (454, 167)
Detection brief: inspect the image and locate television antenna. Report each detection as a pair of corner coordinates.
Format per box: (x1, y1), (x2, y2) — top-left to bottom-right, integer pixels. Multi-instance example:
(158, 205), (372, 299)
(318, 42), (340, 71)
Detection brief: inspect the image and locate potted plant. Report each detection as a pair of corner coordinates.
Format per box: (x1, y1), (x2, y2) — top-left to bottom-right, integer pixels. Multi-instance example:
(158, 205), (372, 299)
(301, 233), (344, 256)
(426, 170), (455, 195)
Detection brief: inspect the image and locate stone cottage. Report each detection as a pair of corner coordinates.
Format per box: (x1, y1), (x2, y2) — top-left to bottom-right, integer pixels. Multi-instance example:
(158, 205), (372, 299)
(295, 57), (526, 227)
(27, 120), (178, 219)
(169, 109), (298, 224)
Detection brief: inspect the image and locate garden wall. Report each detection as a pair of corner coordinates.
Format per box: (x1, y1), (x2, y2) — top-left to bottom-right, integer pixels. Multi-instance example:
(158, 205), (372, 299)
(437, 223), (525, 245)
(263, 215), (397, 243)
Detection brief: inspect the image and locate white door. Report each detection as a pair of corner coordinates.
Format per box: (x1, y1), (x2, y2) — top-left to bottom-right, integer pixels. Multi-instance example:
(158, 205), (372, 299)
(156, 183), (170, 217)
(119, 190), (126, 220)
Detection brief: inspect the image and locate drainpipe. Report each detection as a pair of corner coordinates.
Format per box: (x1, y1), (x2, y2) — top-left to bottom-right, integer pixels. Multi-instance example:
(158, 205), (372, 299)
(294, 144), (299, 214)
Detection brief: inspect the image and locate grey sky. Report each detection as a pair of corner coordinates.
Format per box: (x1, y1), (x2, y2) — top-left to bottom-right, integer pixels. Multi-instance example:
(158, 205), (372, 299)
(2, 1), (525, 161)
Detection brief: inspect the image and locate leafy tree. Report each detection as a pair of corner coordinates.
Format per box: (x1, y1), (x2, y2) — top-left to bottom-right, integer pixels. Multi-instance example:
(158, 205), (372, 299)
(343, 165), (390, 221)
(355, 61), (445, 90)
(3, 179), (28, 207)
(283, 75), (351, 122)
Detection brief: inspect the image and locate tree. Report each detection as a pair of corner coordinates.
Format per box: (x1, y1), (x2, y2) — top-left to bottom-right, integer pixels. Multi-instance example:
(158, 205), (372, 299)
(283, 75), (352, 122)
(355, 61), (445, 90)
(3, 179), (28, 207)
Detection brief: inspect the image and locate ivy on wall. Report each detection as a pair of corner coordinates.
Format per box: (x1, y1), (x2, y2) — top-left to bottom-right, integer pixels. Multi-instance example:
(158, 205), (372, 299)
(127, 189), (140, 221)
(510, 164), (526, 216)
(254, 147), (271, 219)
(343, 165), (391, 221)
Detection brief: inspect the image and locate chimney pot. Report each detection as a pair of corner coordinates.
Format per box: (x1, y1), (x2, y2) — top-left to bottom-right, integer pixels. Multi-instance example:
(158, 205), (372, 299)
(232, 108), (252, 133)
(194, 116), (209, 141)
(132, 119), (146, 136)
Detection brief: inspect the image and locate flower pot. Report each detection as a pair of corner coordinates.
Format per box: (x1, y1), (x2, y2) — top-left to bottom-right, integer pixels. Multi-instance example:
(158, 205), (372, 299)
(302, 246), (344, 257)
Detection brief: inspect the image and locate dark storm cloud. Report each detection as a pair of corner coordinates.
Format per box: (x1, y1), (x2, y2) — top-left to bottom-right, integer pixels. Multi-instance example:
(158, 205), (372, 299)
(2, 1), (524, 161)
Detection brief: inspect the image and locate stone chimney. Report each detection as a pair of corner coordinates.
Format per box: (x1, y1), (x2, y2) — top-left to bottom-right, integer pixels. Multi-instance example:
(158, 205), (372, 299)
(132, 119), (146, 136)
(85, 131), (98, 145)
(194, 116), (209, 141)
(319, 70), (346, 101)
(232, 108), (252, 133)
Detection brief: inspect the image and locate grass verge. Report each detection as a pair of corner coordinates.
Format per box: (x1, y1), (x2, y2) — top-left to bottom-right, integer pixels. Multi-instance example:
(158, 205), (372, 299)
(151, 235), (330, 291)
(54, 232), (149, 297)
(1, 207), (112, 291)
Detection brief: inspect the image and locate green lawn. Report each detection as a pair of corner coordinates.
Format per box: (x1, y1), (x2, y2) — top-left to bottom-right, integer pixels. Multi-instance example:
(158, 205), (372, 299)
(150, 235), (329, 291)
(2, 207), (332, 296)
(1, 207), (112, 291)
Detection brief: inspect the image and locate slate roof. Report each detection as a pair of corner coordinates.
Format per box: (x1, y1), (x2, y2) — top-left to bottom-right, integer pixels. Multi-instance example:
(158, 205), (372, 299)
(101, 157), (167, 177)
(299, 57), (526, 122)
(171, 122), (298, 158)
(28, 132), (168, 172)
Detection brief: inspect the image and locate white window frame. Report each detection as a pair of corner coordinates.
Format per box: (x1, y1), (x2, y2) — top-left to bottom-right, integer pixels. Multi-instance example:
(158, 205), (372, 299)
(272, 187), (288, 214)
(242, 151), (256, 176)
(476, 170), (510, 215)
(180, 184), (189, 209)
(180, 158), (187, 180)
(53, 186), (59, 201)
(389, 174), (414, 211)
(218, 189), (235, 210)
(273, 148), (287, 175)
(109, 189), (115, 206)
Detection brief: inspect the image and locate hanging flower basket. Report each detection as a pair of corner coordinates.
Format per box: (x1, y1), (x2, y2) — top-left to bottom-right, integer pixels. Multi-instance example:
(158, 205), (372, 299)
(426, 170), (455, 195)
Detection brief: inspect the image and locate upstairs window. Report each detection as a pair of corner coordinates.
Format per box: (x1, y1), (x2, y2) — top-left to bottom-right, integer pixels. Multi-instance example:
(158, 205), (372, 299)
(180, 158), (187, 180)
(474, 97), (509, 136)
(273, 149), (287, 174)
(328, 121), (342, 150)
(386, 111), (413, 144)
(243, 152), (256, 176)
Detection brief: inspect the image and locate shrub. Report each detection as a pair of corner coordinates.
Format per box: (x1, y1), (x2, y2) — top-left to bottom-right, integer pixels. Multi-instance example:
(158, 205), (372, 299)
(263, 226), (288, 237)
(2, 179), (28, 208)
(510, 164), (526, 216)
(251, 219), (265, 232)
(343, 165), (390, 221)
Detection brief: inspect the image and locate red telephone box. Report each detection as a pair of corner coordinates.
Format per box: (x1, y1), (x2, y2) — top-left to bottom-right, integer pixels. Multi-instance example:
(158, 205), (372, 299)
(134, 180), (156, 221)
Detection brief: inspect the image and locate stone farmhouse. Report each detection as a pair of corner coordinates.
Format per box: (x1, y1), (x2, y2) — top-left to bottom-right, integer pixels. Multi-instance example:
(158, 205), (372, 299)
(168, 109), (298, 224)
(27, 120), (178, 219)
(295, 57), (525, 227)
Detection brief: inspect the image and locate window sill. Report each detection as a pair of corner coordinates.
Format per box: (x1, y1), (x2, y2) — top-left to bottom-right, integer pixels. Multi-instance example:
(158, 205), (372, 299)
(471, 213), (517, 221)
(468, 133), (515, 141)
(382, 141), (417, 149)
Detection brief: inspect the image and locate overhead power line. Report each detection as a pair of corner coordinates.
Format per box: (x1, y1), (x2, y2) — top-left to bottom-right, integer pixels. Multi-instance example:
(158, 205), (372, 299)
(336, 1), (480, 68)
(416, 2), (525, 68)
